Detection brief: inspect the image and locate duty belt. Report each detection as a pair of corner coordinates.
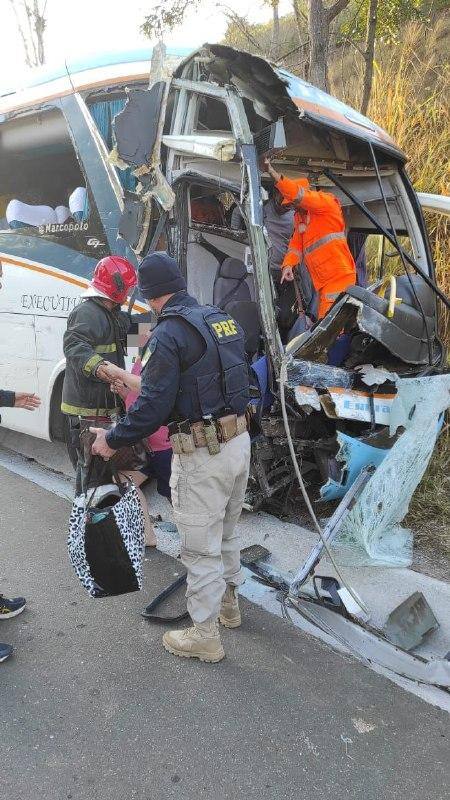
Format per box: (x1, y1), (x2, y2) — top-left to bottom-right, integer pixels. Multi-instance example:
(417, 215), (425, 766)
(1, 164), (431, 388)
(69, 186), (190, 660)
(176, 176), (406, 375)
(169, 414), (248, 455)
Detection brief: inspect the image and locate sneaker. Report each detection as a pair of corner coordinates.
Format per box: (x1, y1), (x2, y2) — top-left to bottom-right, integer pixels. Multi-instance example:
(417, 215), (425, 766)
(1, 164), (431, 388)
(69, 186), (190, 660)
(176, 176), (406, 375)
(0, 595), (26, 620)
(0, 643), (13, 662)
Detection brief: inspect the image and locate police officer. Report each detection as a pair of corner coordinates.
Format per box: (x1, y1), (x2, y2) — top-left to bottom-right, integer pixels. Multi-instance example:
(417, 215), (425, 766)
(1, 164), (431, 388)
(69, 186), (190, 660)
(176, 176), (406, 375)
(90, 252), (251, 663)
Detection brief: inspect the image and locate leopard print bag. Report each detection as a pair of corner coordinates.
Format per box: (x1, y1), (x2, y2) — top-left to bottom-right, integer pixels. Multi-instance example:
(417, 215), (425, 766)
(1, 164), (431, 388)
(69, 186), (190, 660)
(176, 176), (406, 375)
(68, 482), (145, 598)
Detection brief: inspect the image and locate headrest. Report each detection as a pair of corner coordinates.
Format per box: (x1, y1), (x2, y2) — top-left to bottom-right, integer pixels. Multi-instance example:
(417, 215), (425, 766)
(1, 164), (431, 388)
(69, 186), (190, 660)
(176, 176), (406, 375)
(6, 199), (57, 228)
(55, 205), (71, 224)
(219, 257), (247, 280)
(69, 187), (88, 220)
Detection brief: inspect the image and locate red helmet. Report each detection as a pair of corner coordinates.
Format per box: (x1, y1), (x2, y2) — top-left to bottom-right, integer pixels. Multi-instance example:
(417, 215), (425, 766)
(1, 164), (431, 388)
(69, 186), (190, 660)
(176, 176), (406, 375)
(90, 256), (137, 304)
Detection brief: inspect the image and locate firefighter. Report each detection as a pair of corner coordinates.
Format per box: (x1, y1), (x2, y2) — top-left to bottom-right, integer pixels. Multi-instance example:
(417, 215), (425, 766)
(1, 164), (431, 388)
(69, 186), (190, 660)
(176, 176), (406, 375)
(265, 159), (356, 319)
(62, 255), (137, 494)
(90, 252), (251, 664)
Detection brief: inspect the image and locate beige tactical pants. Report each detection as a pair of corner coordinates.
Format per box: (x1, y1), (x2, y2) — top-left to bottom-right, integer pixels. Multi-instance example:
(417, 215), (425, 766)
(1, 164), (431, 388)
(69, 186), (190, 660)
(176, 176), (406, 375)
(170, 432), (251, 624)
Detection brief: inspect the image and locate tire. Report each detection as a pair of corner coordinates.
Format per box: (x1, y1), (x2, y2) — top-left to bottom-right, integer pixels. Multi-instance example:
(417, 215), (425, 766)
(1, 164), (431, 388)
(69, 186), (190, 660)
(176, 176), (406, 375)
(64, 415), (78, 471)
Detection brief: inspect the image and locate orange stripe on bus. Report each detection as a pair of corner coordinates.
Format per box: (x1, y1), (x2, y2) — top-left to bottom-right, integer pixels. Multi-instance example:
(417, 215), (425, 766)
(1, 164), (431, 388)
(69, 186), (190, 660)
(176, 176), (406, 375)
(1, 71), (148, 115)
(1, 255), (88, 288)
(1, 255), (147, 312)
(328, 386), (396, 400)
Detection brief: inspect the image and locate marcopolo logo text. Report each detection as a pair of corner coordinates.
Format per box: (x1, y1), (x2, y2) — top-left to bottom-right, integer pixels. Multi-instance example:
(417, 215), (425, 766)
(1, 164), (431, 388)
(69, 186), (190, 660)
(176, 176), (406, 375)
(38, 222), (89, 235)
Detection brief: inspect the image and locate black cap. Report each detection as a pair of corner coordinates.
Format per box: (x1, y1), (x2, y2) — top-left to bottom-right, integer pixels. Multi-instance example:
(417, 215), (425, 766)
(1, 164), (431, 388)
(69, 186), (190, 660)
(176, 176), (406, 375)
(138, 252), (186, 299)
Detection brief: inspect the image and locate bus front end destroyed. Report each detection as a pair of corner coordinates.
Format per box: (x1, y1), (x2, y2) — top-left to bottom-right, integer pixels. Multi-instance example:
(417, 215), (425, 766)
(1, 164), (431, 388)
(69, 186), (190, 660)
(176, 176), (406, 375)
(109, 43), (450, 570)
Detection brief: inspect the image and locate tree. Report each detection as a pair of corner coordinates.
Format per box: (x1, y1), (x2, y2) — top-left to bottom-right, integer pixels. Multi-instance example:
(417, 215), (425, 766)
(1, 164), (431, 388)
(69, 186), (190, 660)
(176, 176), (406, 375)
(360, 0), (377, 114)
(9, 0), (47, 67)
(141, 1), (201, 42)
(266, 1), (281, 58)
(307, 0), (351, 90)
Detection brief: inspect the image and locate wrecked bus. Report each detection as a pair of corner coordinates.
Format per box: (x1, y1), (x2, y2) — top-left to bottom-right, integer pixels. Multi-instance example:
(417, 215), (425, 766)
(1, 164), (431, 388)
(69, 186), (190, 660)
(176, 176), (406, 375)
(0, 45), (448, 535)
(111, 44), (449, 523)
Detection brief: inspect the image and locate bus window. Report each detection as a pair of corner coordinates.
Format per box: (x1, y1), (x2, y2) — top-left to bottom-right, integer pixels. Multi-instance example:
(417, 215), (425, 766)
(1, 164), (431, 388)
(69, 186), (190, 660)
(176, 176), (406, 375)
(86, 96), (137, 192)
(0, 106), (109, 258)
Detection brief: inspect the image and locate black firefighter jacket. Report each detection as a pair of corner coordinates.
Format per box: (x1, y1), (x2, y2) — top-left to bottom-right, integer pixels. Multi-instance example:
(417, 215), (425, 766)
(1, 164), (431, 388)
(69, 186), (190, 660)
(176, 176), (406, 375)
(61, 298), (129, 418)
(0, 390), (15, 407)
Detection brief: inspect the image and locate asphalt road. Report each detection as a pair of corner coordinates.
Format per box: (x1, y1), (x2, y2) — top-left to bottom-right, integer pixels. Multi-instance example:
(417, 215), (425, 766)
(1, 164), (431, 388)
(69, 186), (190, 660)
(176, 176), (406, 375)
(1, 467), (449, 800)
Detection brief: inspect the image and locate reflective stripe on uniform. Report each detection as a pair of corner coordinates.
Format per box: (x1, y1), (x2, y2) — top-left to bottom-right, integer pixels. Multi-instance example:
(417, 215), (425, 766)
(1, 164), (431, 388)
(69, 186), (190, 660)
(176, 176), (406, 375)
(82, 353), (103, 376)
(61, 402), (113, 416)
(286, 247), (303, 259)
(304, 231), (346, 256)
(295, 187), (305, 203)
(94, 343), (117, 354)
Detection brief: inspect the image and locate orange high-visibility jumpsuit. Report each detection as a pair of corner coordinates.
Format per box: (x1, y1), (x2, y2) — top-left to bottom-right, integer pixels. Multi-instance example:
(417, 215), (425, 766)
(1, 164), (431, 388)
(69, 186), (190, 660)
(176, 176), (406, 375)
(276, 176), (356, 319)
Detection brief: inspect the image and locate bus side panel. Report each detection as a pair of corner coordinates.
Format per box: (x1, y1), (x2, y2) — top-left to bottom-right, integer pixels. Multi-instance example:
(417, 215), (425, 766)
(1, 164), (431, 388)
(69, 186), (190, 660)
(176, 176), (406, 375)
(0, 311), (43, 437)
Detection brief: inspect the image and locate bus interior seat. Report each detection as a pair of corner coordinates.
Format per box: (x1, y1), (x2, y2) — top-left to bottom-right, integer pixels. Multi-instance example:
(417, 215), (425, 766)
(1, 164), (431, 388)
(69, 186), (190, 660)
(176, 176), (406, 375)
(69, 187), (89, 221)
(213, 257), (251, 309)
(224, 298), (261, 358)
(6, 199), (57, 228)
(55, 205), (71, 224)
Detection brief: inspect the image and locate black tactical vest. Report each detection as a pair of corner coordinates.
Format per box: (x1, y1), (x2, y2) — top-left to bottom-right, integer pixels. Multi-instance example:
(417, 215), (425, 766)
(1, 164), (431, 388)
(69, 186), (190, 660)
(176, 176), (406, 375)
(159, 303), (250, 422)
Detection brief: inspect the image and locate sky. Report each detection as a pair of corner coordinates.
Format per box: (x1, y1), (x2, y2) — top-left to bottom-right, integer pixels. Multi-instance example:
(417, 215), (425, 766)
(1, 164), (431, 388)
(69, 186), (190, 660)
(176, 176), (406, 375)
(0, 0), (293, 84)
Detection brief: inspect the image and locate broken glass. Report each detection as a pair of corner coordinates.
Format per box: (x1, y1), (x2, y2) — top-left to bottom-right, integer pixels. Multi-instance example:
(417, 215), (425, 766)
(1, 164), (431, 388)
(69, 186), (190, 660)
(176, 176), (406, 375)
(333, 373), (450, 567)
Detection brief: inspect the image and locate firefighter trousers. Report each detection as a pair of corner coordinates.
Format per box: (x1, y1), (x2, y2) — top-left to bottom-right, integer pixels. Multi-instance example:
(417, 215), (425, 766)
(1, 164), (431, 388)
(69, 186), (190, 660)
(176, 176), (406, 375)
(170, 432), (251, 624)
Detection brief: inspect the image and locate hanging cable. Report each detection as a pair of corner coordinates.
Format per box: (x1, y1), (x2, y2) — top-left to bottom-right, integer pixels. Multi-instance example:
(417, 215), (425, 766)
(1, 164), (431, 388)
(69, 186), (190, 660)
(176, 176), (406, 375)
(279, 355), (370, 617)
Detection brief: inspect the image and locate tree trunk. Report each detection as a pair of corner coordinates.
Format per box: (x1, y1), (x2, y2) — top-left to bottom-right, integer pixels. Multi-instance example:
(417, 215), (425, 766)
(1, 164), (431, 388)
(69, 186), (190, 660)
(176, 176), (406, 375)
(360, 0), (378, 115)
(9, 0), (33, 67)
(292, 0), (305, 43)
(34, 0), (46, 65)
(270, 1), (281, 59)
(308, 0), (329, 91)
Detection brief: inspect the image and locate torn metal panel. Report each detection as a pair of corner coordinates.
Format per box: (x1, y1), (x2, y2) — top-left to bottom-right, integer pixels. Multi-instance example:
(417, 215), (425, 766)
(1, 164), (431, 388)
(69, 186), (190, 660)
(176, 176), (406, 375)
(334, 373), (450, 566)
(162, 133), (236, 161)
(320, 432), (388, 502)
(288, 596), (450, 688)
(384, 592), (439, 652)
(320, 387), (396, 426)
(286, 295), (359, 362)
(287, 277), (438, 369)
(113, 83), (175, 212)
(113, 84), (164, 168)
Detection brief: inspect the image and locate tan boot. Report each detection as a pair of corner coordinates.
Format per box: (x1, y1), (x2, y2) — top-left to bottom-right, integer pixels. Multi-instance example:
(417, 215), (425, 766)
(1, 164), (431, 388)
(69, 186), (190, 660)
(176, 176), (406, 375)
(219, 584), (241, 628)
(162, 619), (225, 663)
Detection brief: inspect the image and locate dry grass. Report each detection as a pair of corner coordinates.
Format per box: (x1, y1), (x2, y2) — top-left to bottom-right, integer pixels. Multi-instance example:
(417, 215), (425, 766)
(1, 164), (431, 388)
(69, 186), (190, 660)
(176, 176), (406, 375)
(406, 426), (450, 557)
(338, 19), (450, 342)
(368, 21), (449, 343)
(333, 20), (450, 556)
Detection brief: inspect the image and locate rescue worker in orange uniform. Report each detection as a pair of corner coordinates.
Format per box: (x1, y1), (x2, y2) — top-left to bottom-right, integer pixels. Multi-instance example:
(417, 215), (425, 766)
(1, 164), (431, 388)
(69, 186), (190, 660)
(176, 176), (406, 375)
(265, 159), (356, 319)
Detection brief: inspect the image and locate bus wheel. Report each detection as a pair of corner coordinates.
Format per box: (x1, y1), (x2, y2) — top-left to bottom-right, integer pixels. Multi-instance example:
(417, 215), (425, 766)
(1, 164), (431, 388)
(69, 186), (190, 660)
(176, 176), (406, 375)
(49, 374), (77, 471)
(64, 416), (78, 471)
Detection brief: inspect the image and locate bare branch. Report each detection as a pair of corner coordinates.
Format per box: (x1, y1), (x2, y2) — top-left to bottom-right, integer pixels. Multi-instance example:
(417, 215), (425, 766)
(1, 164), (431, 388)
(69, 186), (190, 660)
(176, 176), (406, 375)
(219, 5), (266, 54)
(8, 0), (32, 67)
(327, 0), (351, 24)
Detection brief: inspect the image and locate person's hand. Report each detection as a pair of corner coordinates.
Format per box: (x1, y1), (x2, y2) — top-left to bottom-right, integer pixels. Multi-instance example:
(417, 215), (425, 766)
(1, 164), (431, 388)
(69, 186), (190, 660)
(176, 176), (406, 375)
(14, 393), (41, 411)
(89, 427), (115, 460)
(96, 361), (124, 383)
(264, 157), (281, 182)
(110, 380), (129, 401)
(280, 266), (296, 283)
